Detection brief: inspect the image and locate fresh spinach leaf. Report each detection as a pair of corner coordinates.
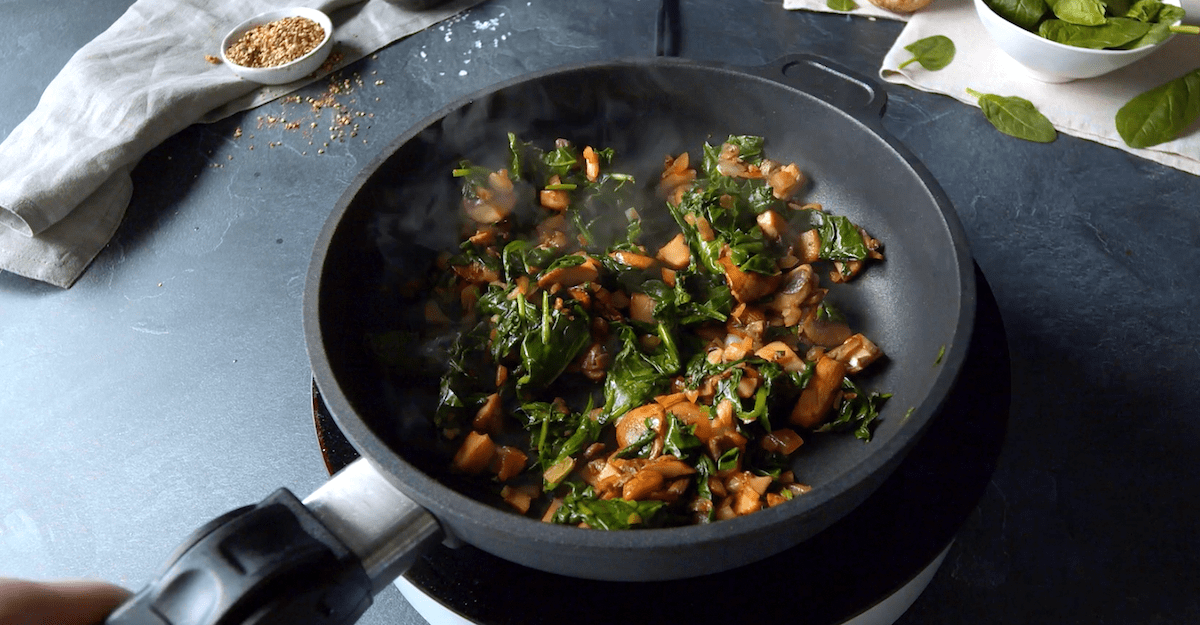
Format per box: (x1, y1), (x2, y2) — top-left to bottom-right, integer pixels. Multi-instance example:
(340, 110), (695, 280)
(1115, 67), (1200, 148)
(1117, 21), (1171, 47)
(985, 0), (1050, 31)
(826, 0), (858, 11)
(966, 88), (1058, 143)
(899, 35), (957, 71)
(1038, 17), (1153, 48)
(1124, 0), (1164, 21)
(1106, 0), (1135, 15)
(1156, 3), (1186, 23)
(1046, 0), (1108, 25)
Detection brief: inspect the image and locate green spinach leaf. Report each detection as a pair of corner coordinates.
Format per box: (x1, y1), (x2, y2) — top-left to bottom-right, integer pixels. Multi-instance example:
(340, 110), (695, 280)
(1115, 67), (1200, 148)
(985, 0), (1050, 31)
(899, 35), (957, 71)
(1038, 17), (1152, 48)
(1046, 0), (1108, 25)
(515, 291), (592, 393)
(550, 483), (668, 529)
(602, 324), (673, 422)
(1156, 3), (1186, 23)
(1106, 0), (1134, 15)
(1124, 0), (1164, 21)
(519, 400), (602, 485)
(813, 378), (891, 441)
(1118, 21), (1171, 47)
(826, 0), (858, 11)
(966, 88), (1058, 143)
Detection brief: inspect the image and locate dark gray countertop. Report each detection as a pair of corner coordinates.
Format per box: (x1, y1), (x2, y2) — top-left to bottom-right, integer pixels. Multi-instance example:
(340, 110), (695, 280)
(2, 1), (1198, 623)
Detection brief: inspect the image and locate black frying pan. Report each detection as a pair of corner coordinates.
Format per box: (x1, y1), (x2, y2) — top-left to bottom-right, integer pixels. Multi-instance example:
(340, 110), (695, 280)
(106, 55), (974, 625)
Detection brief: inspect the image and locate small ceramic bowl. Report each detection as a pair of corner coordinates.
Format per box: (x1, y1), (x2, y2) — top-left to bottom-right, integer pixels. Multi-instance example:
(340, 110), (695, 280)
(974, 0), (1181, 83)
(220, 7), (334, 85)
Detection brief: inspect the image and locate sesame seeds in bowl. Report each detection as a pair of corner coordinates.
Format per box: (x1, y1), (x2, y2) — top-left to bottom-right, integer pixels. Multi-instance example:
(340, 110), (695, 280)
(220, 8), (335, 85)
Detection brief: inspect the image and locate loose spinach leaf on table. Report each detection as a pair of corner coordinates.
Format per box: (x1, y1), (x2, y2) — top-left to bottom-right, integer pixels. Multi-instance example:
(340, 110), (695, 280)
(899, 35), (956, 71)
(1115, 67), (1200, 148)
(986, 0), (1050, 30)
(966, 88), (1058, 143)
(1038, 17), (1153, 48)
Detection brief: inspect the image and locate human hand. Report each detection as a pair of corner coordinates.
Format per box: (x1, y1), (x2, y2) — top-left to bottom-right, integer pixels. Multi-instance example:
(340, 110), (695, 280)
(0, 578), (131, 625)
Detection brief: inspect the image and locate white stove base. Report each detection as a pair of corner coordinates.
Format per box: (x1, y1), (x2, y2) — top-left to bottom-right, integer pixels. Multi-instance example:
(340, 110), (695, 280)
(394, 541), (953, 625)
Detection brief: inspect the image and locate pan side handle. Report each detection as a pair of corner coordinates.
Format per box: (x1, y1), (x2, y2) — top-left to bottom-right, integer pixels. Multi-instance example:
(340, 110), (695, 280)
(754, 54), (888, 121)
(104, 458), (441, 625)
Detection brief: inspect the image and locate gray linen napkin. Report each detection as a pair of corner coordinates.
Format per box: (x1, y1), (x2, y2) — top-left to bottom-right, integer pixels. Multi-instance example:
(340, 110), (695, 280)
(0, 0), (481, 288)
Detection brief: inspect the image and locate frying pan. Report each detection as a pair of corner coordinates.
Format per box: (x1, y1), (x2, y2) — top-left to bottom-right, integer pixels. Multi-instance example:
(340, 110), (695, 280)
(105, 55), (974, 625)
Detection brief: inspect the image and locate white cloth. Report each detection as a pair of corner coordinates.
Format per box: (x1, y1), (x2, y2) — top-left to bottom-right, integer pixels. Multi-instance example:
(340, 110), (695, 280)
(785, 0), (1200, 176)
(784, 0), (913, 20)
(0, 0), (481, 288)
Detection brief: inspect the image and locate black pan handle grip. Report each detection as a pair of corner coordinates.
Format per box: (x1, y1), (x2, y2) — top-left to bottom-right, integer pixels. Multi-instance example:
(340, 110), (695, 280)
(754, 54), (888, 121)
(104, 458), (442, 625)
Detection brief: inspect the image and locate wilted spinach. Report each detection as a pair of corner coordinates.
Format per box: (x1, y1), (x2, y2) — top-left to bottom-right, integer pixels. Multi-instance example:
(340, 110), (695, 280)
(550, 483), (669, 529)
(813, 378), (891, 441)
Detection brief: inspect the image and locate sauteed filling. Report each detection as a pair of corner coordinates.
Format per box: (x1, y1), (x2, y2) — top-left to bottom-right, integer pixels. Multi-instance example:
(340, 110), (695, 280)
(424, 134), (888, 528)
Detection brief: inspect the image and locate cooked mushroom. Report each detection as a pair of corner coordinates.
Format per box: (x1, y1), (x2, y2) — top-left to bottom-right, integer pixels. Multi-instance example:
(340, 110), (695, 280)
(789, 356), (847, 429)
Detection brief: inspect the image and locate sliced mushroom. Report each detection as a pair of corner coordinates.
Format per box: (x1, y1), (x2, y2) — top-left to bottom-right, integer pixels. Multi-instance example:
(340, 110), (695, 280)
(718, 255), (782, 304)
(656, 233), (691, 270)
(614, 403), (667, 458)
(451, 431), (496, 474)
(789, 356), (846, 429)
(766, 264), (818, 326)
(539, 174), (571, 212)
(826, 333), (884, 374)
(536, 254), (601, 290)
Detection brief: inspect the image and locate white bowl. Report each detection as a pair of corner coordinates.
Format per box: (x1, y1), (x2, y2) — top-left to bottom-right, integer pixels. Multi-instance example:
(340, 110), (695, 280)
(220, 8), (334, 86)
(974, 0), (1180, 83)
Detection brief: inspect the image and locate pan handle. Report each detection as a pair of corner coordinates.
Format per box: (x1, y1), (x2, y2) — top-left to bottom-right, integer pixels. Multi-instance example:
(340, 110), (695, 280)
(104, 458), (442, 625)
(752, 54), (888, 121)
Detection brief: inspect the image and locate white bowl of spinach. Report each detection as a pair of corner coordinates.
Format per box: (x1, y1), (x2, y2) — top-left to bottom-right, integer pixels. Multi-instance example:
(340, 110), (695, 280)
(975, 0), (1188, 82)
